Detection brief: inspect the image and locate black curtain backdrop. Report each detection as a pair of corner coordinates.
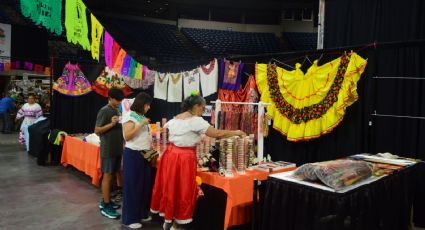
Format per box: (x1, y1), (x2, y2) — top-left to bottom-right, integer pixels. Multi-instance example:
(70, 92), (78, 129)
(324, 0), (425, 161)
(259, 0), (425, 166)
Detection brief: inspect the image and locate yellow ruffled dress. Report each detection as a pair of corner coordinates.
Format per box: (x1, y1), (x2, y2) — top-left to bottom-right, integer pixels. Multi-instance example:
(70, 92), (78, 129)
(255, 52), (367, 141)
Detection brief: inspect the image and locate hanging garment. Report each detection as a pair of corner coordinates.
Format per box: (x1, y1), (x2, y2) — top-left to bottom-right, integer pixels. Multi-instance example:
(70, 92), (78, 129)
(199, 59), (218, 97)
(255, 52), (367, 142)
(53, 62), (92, 96)
(90, 14), (103, 61)
(218, 75), (259, 136)
(154, 73), (169, 100)
(220, 59), (244, 90)
(65, 0), (90, 50)
(167, 73), (183, 103)
(183, 69), (200, 98)
(20, 0), (63, 35)
(92, 66), (132, 97)
(104, 31), (113, 68)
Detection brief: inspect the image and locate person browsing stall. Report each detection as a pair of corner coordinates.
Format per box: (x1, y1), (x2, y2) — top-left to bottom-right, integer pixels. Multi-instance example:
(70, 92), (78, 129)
(121, 92), (158, 229)
(95, 88), (124, 219)
(151, 92), (246, 230)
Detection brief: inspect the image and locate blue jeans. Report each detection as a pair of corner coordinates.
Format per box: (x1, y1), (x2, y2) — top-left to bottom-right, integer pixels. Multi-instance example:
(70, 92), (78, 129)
(0, 111), (12, 133)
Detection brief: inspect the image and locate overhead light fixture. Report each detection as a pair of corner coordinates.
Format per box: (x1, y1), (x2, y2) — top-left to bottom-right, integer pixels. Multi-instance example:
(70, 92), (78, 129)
(147, 0), (150, 3)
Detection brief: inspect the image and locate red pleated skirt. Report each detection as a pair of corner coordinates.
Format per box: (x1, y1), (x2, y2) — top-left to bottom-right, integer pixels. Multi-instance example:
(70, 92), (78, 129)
(150, 144), (199, 224)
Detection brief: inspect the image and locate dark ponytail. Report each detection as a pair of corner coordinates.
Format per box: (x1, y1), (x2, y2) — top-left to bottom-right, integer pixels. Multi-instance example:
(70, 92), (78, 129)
(181, 95), (206, 112)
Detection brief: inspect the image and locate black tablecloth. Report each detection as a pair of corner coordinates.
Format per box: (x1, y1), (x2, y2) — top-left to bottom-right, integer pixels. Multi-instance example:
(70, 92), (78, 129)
(261, 163), (425, 230)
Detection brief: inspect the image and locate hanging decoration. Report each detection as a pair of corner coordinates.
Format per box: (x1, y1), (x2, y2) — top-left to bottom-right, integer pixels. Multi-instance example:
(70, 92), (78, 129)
(92, 66), (132, 97)
(20, 0), (63, 35)
(255, 52), (367, 141)
(167, 73), (183, 103)
(104, 31), (113, 68)
(183, 69), (201, 98)
(220, 59), (244, 91)
(121, 54), (131, 76)
(112, 48), (126, 73)
(199, 59), (218, 97)
(90, 14), (103, 61)
(65, 0), (90, 50)
(53, 62), (92, 96)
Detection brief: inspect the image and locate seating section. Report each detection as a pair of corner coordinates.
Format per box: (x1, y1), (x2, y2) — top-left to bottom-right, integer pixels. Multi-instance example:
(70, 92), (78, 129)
(283, 32), (317, 50)
(103, 18), (195, 64)
(181, 28), (281, 56)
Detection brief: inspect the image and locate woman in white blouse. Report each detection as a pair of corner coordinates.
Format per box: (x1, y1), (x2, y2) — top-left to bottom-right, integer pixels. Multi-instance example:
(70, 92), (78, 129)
(151, 93), (246, 230)
(122, 92), (156, 229)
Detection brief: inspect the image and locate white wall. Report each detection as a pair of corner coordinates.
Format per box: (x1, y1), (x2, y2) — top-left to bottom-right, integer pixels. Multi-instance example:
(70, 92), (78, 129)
(178, 18), (284, 36)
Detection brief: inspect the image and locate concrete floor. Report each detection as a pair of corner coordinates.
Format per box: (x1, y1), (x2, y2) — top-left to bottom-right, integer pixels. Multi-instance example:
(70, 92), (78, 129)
(0, 133), (163, 230)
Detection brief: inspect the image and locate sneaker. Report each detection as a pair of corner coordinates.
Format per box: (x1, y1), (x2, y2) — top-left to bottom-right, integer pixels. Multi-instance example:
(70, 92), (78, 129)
(100, 204), (121, 219)
(141, 216), (152, 222)
(125, 223), (142, 229)
(99, 200), (121, 209)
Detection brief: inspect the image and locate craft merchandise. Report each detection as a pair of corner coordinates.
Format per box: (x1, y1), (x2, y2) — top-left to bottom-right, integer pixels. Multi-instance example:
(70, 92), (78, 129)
(220, 59), (244, 90)
(53, 62), (92, 96)
(154, 73), (169, 100)
(65, 0), (90, 50)
(92, 66), (132, 97)
(255, 52), (367, 141)
(167, 73), (183, 102)
(199, 59), (218, 97)
(20, 0), (63, 35)
(90, 14), (103, 61)
(183, 69), (201, 98)
(294, 159), (373, 190)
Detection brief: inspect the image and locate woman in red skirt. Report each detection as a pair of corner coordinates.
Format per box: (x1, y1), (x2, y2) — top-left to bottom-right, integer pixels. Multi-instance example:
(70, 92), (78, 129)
(151, 93), (246, 230)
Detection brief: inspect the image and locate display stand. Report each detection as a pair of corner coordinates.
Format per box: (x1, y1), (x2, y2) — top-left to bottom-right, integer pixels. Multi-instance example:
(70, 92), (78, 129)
(211, 100), (270, 162)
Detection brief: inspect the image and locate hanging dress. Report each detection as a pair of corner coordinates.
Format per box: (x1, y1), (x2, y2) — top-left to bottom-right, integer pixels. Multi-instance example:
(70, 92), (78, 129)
(199, 59), (218, 97)
(154, 73), (169, 100)
(167, 73), (183, 103)
(92, 66), (132, 97)
(255, 52), (367, 141)
(183, 69), (200, 98)
(53, 62), (92, 96)
(220, 59), (244, 91)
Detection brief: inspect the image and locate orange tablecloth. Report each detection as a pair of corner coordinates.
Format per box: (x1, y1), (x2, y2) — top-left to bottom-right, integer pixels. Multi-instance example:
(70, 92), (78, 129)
(197, 167), (296, 229)
(61, 136), (102, 186)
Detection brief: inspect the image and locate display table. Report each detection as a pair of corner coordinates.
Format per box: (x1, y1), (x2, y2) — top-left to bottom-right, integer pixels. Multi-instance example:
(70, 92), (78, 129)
(61, 136), (102, 186)
(197, 168), (295, 229)
(60, 135), (299, 229)
(260, 162), (425, 230)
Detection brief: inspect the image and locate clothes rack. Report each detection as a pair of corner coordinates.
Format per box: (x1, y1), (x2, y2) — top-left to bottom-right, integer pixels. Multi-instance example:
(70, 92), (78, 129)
(211, 100), (271, 162)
